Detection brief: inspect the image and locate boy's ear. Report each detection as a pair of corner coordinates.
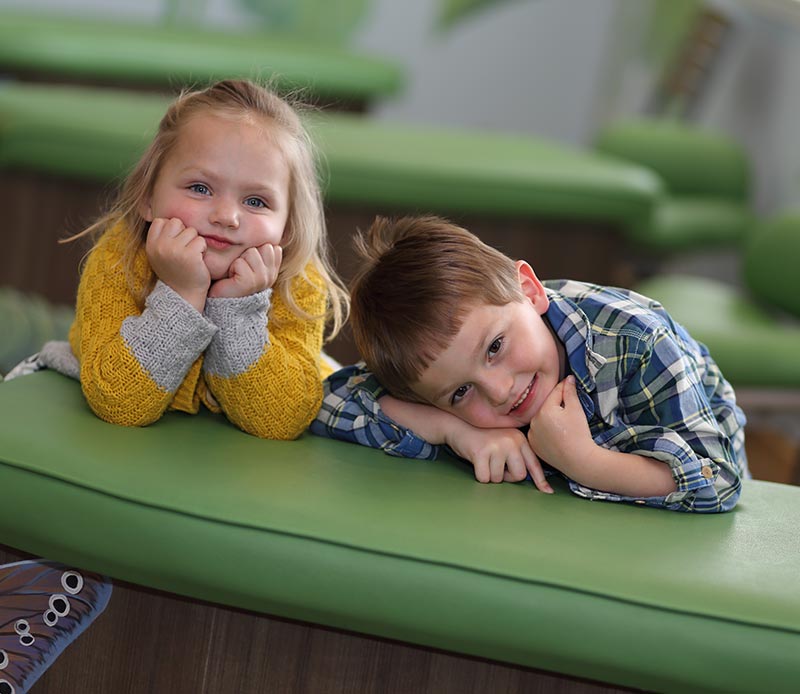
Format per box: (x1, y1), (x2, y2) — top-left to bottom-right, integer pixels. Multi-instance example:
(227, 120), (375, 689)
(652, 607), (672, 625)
(516, 260), (549, 315)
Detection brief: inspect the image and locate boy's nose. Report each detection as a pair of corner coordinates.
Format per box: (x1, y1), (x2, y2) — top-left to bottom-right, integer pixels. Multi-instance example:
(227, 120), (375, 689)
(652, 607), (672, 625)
(483, 373), (514, 408)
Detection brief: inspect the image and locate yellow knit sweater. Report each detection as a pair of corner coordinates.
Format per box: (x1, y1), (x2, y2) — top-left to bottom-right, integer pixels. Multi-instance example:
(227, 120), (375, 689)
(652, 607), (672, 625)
(69, 224), (331, 440)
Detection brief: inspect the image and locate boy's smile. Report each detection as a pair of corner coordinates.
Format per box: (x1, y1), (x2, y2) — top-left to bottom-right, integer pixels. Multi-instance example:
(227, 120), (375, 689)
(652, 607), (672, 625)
(412, 261), (566, 429)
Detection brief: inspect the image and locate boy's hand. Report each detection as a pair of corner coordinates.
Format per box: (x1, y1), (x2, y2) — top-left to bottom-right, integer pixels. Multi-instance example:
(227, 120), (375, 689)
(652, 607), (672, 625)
(528, 375), (595, 471)
(208, 243), (282, 299)
(146, 218), (210, 313)
(446, 424), (553, 494)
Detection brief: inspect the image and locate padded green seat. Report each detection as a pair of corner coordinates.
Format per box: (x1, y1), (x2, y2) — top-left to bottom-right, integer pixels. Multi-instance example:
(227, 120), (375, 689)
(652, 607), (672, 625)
(595, 118), (752, 252)
(634, 274), (800, 388)
(0, 82), (661, 229)
(1, 370), (799, 692)
(0, 12), (403, 109)
(744, 211), (800, 319)
(635, 211), (800, 388)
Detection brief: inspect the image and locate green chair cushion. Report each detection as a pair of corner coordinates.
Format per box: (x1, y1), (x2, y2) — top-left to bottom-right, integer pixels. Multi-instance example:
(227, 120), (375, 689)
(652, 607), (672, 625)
(1, 371), (800, 692)
(628, 196), (753, 251)
(744, 211), (800, 319)
(0, 12), (403, 104)
(0, 83), (661, 232)
(635, 274), (800, 388)
(595, 118), (749, 199)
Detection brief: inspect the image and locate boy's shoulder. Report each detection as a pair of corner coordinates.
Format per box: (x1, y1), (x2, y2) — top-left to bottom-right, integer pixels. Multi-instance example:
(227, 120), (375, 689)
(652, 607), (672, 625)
(543, 279), (673, 342)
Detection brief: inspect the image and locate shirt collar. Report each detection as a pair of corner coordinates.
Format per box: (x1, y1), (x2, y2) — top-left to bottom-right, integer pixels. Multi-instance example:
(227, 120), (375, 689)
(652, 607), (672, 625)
(544, 288), (607, 396)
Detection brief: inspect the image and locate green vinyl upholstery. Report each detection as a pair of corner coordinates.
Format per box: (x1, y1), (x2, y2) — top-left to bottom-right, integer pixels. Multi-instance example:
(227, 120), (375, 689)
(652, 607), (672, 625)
(635, 211), (800, 388)
(595, 118), (752, 252)
(0, 12), (403, 108)
(0, 82), (660, 231)
(0, 371), (799, 693)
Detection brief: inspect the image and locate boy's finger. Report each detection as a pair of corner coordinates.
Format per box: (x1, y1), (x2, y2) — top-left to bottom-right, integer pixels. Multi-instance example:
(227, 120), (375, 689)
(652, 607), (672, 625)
(523, 446), (553, 494)
(489, 454), (506, 483)
(562, 374), (580, 407)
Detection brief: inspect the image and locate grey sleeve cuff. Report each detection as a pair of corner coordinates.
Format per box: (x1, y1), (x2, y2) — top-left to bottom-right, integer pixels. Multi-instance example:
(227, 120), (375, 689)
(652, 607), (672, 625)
(120, 280), (217, 392)
(203, 289), (271, 377)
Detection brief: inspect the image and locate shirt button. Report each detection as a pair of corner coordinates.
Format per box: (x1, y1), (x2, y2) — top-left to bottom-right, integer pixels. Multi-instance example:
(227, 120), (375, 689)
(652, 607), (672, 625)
(701, 466), (714, 479)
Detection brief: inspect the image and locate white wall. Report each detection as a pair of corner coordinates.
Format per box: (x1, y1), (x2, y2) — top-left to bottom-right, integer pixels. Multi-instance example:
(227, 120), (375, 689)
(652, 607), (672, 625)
(354, 0), (617, 145)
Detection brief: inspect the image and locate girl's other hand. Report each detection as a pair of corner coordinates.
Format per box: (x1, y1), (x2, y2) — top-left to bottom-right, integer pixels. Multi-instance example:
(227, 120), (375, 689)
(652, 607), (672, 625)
(146, 217), (210, 312)
(208, 243), (282, 299)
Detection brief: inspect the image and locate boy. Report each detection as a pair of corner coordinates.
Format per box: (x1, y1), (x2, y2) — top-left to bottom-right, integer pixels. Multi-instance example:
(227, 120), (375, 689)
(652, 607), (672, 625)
(311, 216), (748, 512)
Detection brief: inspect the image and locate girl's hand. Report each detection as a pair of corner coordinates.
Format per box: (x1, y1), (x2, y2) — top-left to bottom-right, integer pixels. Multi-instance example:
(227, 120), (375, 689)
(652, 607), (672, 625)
(446, 423), (553, 494)
(208, 243), (283, 299)
(527, 375), (595, 472)
(146, 217), (210, 312)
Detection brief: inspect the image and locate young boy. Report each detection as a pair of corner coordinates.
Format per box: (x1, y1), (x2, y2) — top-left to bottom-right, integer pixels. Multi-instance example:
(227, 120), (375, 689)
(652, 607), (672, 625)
(311, 216), (748, 512)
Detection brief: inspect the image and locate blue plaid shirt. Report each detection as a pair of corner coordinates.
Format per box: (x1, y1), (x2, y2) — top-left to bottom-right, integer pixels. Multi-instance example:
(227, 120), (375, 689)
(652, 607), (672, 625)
(311, 280), (748, 512)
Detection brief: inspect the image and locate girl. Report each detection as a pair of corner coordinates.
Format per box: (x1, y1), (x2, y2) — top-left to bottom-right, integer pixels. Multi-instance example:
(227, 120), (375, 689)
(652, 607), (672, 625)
(57, 79), (348, 439)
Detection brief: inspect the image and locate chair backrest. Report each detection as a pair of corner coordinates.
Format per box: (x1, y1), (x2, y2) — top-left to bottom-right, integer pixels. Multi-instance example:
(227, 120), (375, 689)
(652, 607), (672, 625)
(744, 211), (800, 319)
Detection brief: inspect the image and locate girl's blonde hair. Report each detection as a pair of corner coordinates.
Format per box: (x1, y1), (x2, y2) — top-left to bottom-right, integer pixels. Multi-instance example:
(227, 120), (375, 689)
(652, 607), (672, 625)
(73, 79), (348, 339)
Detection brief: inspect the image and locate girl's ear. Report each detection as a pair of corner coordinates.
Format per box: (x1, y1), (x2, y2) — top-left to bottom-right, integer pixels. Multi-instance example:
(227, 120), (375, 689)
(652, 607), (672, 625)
(138, 199), (154, 222)
(516, 260), (549, 315)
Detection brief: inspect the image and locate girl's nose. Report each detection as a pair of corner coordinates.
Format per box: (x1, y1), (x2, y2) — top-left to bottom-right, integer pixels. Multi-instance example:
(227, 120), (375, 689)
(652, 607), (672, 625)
(211, 199), (239, 229)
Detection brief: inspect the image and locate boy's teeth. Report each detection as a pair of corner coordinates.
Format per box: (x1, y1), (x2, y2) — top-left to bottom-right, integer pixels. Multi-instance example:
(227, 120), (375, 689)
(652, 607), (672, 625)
(512, 380), (533, 410)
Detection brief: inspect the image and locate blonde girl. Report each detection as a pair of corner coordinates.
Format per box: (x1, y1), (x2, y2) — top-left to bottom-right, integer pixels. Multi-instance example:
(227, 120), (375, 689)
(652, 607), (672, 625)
(59, 79), (348, 439)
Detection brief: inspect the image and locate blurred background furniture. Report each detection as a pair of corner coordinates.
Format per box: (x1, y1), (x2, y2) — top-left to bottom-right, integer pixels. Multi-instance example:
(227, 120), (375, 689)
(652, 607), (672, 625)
(636, 210), (800, 485)
(594, 117), (753, 279)
(0, 11), (403, 111)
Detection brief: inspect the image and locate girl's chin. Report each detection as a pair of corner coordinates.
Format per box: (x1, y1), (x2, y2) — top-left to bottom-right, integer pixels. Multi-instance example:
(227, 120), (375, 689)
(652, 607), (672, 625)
(204, 260), (232, 282)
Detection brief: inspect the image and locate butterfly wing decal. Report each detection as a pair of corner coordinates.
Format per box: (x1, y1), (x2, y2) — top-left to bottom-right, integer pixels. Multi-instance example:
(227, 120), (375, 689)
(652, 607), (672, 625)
(0, 559), (112, 694)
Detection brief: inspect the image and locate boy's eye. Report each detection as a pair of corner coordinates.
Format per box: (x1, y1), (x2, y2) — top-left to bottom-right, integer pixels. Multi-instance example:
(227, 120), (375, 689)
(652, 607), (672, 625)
(245, 197), (267, 209)
(451, 384), (470, 405)
(189, 183), (210, 195)
(488, 337), (503, 357)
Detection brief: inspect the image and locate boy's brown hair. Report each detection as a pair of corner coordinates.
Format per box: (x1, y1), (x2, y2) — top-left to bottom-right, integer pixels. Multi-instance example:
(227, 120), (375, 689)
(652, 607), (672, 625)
(350, 215), (524, 402)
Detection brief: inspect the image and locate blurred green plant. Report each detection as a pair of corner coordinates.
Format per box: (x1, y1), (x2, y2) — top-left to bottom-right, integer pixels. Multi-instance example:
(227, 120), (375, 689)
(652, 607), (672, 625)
(437, 0), (524, 29)
(0, 288), (73, 378)
(237, 0), (371, 42)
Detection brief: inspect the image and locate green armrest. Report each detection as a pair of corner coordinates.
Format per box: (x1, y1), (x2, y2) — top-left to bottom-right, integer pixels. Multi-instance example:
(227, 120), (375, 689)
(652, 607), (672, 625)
(1, 371), (799, 693)
(628, 196), (753, 251)
(595, 118), (749, 199)
(0, 83), (661, 232)
(744, 211), (800, 319)
(634, 274), (800, 388)
(0, 12), (403, 105)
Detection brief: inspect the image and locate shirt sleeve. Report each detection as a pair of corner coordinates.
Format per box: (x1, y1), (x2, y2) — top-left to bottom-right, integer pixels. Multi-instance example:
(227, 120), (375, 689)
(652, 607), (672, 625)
(581, 328), (744, 513)
(70, 238), (217, 427)
(202, 272), (326, 440)
(309, 363), (439, 460)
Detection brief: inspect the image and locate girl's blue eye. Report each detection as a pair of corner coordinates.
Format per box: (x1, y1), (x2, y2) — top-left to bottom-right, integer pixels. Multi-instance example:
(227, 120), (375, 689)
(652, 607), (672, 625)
(451, 384), (470, 405)
(488, 337), (503, 357)
(245, 197), (267, 209)
(190, 183), (210, 195)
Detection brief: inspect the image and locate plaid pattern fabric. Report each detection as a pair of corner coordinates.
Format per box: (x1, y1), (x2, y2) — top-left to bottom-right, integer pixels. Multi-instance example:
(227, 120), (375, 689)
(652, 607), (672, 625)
(311, 280), (748, 512)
